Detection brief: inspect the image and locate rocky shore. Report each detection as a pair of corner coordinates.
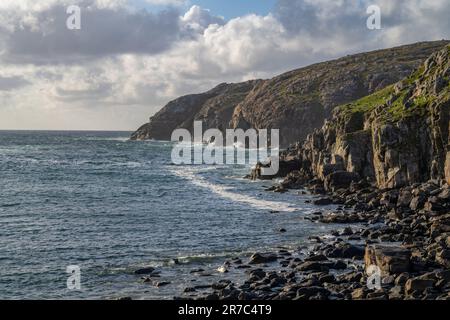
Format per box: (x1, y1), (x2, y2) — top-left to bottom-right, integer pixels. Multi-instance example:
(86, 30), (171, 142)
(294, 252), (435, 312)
(163, 44), (450, 300)
(127, 44), (450, 301)
(160, 178), (448, 301)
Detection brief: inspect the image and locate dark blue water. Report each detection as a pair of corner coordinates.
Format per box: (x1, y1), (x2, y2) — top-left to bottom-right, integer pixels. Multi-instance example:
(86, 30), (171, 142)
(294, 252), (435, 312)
(0, 131), (333, 299)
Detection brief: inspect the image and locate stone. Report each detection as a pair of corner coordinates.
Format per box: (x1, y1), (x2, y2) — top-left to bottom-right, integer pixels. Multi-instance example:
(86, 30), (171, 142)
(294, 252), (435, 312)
(313, 198), (333, 205)
(389, 286), (404, 300)
(204, 293), (220, 300)
(405, 278), (435, 295)
(248, 269), (266, 280)
(364, 245), (411, 276)
(435, 249), (450, 268)
(337, 271), (363, 283)
(297, 261), (331, 272)
(154, 281), (171, 287)
(351, 288), (367, 300)
(395, 273), (410, 286)
(328, 243), (365, 259)
(318, 163), (345, 179)
(438, 188), (450, 200)
(424, 197), (444, 212)
(304, 254), (328, 262)
(134, 267), (155, 275)
(211, 282), (229, 290)
(296, 287), (330, 299)
(437, 270), (450, 282)
(318, 274), (336, 284)
(397, 190), (413, 207)
(410, 195), (426, 211)
(382, 275), (395, 285)
(366, 291), (388, 300)
(332, 260), (348, 270)
(249, 253), (278, 264)
(190, 268), (205, 274)
(341, 227), (353, 236)
(324, 171), (360, 192)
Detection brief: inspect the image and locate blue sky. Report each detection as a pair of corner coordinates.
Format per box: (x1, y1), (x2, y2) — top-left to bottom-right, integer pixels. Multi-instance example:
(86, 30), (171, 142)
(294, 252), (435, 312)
(188, 0), (277, 19)
(131, 0), (277, 19)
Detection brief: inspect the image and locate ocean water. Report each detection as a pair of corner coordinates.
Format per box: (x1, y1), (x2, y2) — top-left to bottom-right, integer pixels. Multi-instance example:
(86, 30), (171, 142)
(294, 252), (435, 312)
(0, 131), (334, 299)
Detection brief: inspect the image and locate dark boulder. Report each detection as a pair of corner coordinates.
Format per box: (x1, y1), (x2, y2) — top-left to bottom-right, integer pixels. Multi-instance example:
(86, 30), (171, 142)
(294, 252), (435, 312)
(249, 253), (278, 264)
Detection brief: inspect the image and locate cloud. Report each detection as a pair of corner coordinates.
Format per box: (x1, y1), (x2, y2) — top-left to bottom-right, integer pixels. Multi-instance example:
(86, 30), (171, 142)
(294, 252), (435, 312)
(274, 0), (450, 52)
(0, 3), (183, 64)
(144, 0), (186, 6)
(54, 83), (112, 102)
(0, 75), (31, 91)
(0, 0), (449, 130)
(181, 5), (225, 32)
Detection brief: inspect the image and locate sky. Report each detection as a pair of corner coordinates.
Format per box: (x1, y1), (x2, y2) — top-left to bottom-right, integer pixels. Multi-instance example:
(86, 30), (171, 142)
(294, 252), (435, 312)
(131, 0), (278, 19)
(0, 0), (449, 131)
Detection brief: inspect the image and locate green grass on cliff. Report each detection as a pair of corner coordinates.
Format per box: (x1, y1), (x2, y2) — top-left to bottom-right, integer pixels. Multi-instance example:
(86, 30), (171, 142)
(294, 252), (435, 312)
(339, 60), (447, 122)
(388, 95), (430, 122)
(340, 85), (431, 122)
(339, 85), (394, 115)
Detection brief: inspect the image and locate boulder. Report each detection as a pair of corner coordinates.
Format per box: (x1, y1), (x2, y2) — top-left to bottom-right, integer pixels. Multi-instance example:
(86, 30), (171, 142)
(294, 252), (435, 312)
(296, 287), (330, 299)
(249, 253), (278, 264)
(405, 278), (435, 295)
(410, 195), (426, 211)
(389, 286), (404, 300)
(328, 243), (365, 259)
(324, 171), (360, 192)
(435, 249), (450, 268)
(424, 196), (445, 212)
(297, 261), (332, 272)
(313, 198), (333, 206)
(397, 189), (413, 207)
(351, 288), (367, 300)
(364, 245), (411, 276)
(134, 267), (155, 275)
(318, 163), (344, 180)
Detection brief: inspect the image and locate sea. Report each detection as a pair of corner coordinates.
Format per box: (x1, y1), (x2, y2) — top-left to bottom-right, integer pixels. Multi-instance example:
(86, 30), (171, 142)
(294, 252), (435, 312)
(0, 130), (336, 299)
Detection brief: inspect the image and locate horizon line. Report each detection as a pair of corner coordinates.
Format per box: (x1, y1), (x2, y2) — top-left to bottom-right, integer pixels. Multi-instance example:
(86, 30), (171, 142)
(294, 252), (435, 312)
(0, 129), (133, 132)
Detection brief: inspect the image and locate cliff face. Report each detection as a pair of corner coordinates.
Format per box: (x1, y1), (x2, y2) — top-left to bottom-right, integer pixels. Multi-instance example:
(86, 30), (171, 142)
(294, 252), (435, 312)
(131, 41), (449, 146)
(277, 45), (450, 190)
(131, 80), (261, 141)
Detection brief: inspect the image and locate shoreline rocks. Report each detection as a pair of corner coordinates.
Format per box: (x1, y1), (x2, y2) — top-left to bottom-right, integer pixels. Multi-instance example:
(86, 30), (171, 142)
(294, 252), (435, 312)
(172, 172), (450, 300)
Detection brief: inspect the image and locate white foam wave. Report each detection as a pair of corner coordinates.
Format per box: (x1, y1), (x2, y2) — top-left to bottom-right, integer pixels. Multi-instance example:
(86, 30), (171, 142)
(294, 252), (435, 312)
(170, 167), (299, 212)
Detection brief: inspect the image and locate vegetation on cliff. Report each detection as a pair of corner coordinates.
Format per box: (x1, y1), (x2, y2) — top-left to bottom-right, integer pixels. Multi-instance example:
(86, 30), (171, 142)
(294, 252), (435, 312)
(131, 41), (449, 147)
(277, 44), (450, 190)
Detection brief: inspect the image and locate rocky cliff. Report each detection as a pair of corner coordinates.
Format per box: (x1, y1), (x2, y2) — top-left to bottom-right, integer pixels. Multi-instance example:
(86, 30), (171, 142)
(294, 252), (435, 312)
(271, 44), (450, 190)
(131, 80), (261, 141)
(131, 41), (449, 146)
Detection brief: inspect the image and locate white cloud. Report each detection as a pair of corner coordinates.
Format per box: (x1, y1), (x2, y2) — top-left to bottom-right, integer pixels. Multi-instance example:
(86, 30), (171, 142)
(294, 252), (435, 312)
(0, 0), (449, 130)
(181, 5), (224, 32)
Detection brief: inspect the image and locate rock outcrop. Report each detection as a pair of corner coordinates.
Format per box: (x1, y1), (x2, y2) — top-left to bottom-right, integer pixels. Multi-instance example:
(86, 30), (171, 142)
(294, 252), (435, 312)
(270, 44), (450, 189)
(364, 245), (411, 276)
(131, 80), (260, 141)
(131, 41), (449, 147)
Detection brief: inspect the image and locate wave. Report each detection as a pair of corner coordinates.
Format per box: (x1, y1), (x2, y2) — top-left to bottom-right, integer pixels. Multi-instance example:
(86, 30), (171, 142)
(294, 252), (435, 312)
(84, 137), (130, 142)
(169, 167), (299, 212)
(0, 203), (21, 208)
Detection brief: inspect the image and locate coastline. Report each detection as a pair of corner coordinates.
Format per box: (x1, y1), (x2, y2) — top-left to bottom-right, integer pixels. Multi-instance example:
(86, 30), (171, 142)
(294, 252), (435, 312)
(128, 44), (450, 300)
(153, 177), (449, 301)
